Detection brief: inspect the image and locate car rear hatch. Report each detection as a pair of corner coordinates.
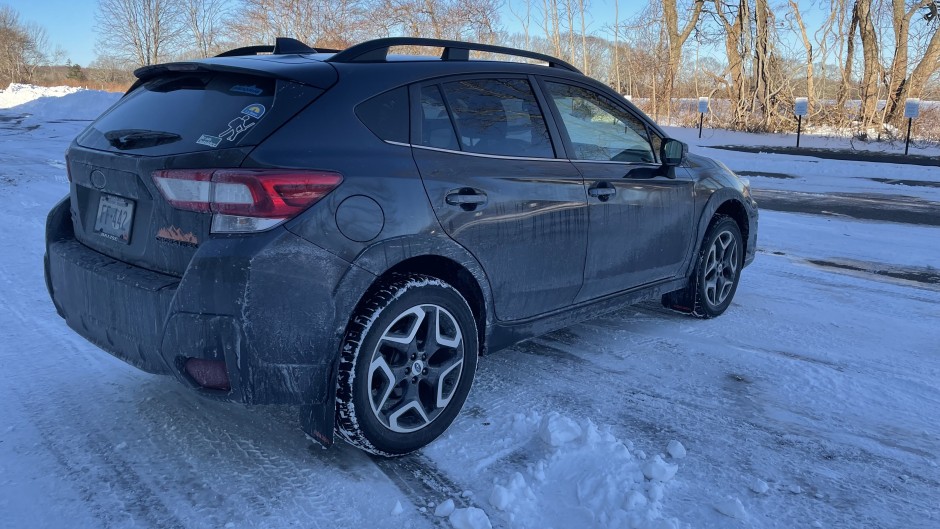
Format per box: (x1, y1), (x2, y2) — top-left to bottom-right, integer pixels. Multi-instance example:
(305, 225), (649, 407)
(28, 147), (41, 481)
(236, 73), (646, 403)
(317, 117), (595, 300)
(68, 61), (335, 276)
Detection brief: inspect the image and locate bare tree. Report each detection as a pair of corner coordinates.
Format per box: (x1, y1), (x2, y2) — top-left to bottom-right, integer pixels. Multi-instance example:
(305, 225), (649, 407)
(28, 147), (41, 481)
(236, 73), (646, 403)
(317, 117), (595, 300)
(0, 6), (51, 85)
(789, 1), (815, 106)
(882, 0), (940, 124)
(96, 0), (184, 67)
(182, 0), (229, 58)
(855, 0), (881, 131)
(661, 0), (705, 118)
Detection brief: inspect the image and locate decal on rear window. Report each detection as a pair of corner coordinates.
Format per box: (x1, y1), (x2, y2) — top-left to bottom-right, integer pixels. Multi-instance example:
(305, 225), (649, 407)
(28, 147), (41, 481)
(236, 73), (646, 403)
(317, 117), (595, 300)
(241, 103), (265, 119)
(231, 84), (264, 96)
(203, 103), (267, 146)
(196, 134), (222, 147)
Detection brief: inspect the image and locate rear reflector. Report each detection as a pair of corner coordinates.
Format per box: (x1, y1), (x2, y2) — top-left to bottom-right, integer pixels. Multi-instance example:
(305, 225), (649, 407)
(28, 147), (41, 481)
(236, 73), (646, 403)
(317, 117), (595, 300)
(184, 358), (231, 391)
(152, 169), (343, 232)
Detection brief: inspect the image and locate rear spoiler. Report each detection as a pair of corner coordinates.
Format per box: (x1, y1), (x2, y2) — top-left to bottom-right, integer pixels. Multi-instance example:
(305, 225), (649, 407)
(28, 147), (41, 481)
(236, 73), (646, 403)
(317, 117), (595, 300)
(129, 58), (338, 94)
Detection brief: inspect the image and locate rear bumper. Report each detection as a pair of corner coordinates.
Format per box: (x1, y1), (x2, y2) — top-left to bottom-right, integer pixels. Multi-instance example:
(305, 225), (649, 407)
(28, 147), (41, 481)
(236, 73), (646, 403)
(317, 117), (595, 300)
(44, 196), (375, 406)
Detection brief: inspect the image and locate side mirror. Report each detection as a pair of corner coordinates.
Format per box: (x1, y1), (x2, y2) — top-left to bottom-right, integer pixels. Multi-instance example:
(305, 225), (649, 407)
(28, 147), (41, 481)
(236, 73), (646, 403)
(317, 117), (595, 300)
(661, 139), (688, 167)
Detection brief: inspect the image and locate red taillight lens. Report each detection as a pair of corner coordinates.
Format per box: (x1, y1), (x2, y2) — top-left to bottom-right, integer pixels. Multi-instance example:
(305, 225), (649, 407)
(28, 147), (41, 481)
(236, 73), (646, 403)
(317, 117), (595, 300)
(152, 169), (343, 232)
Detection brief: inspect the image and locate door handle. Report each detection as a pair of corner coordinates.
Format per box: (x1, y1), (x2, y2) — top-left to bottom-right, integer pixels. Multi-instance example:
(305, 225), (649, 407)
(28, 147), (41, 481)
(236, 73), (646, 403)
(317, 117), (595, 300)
(445, 189), (488, 210)
(588, 182), (616, 201)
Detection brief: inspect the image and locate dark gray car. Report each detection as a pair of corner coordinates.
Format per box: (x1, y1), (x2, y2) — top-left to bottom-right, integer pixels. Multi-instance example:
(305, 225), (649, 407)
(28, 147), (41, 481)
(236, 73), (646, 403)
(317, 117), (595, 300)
(44, 37), (758, 456)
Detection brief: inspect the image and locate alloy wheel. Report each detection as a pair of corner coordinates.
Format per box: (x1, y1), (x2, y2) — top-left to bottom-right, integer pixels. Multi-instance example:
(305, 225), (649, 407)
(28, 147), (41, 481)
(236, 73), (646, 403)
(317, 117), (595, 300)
(367, 304), (465, 433)
(703, 230), (739, 307)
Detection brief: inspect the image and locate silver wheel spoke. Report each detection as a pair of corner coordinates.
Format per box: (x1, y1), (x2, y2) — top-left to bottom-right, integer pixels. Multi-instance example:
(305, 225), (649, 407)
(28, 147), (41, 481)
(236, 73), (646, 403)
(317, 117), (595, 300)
(435, 307), (462, 348)
(387, 397), (431, 433)
(368, 356), (398, 414)
(433, 358), (463, 408)
(380, 306), (426, 345)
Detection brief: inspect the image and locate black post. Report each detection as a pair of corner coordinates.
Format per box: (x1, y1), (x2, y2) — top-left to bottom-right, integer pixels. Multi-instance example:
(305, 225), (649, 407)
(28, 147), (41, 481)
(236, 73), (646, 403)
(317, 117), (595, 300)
(796, 115), (802, 148)
(698, 113), (704, 139)
(905, 117), (913, 155)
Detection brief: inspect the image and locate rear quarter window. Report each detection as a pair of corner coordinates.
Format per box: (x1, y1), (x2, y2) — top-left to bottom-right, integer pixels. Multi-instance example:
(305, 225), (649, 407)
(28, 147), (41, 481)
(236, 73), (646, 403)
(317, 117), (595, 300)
(356, 87), (409, 143)
(77, 73), (318, 156)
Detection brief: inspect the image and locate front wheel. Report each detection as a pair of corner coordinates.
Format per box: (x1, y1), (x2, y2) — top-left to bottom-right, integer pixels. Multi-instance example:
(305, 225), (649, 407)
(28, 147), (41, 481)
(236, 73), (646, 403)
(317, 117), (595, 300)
(663, 215), (743, 318)
(336, 274), (478, 456)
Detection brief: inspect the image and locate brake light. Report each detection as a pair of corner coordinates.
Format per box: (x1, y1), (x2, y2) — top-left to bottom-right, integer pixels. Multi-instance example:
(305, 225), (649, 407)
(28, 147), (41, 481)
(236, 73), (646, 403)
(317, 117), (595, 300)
(152, 169), (343, 233)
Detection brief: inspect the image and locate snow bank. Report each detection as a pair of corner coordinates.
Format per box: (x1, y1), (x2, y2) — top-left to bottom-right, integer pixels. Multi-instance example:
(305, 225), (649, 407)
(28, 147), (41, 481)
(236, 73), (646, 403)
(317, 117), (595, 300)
(0, 83), (120, 123)
(0, 83), (82, 108)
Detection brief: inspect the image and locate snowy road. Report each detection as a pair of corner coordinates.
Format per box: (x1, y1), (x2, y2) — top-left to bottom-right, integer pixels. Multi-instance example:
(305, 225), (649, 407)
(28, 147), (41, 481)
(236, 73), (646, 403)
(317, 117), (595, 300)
(2, 87), (939, 529)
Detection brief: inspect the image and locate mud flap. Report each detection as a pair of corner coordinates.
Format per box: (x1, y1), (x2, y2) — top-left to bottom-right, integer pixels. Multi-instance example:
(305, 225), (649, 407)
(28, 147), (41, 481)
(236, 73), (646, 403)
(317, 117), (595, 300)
(300, 362), (338, 448)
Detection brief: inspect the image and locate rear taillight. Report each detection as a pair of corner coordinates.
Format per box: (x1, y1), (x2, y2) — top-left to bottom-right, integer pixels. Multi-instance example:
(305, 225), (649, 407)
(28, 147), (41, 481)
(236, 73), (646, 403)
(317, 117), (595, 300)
(152, 169), (343, 233)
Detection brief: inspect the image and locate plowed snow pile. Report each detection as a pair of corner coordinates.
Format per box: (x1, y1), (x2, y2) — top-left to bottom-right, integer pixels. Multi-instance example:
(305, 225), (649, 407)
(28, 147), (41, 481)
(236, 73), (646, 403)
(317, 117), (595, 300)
(0, 83), (119, 122)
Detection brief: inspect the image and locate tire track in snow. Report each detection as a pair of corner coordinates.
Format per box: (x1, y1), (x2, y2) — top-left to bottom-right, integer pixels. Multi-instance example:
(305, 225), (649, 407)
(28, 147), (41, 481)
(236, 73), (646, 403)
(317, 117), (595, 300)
(10, 387), (189, 529)
(372, 453), (476, 527)
(0, 278), (366, 529)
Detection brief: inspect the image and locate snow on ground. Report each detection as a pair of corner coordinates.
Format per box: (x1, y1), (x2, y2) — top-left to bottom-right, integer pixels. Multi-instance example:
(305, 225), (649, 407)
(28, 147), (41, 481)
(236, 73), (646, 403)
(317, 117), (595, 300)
(0, 83), (85, 108)
(666, 126), (940, 202)
(1, 85), (938, 529)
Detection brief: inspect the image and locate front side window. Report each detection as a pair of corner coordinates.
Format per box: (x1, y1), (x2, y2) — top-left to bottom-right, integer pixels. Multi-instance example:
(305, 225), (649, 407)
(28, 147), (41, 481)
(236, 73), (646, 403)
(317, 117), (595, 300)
(545, 82), (655, 163)
(438, 78), (554, 158)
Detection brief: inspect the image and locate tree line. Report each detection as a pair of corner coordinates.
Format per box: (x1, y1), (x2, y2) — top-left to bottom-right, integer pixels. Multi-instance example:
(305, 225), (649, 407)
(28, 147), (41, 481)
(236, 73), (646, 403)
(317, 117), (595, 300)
(2, 1), (939, 139)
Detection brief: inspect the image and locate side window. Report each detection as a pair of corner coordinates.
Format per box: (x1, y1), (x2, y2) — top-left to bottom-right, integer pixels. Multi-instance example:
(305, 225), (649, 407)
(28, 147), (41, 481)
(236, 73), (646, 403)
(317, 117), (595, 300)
(545, 82), (655, 163)
(439, 78), (554, 158)
(420, 85), (459, 151)
(356, 86), (409, 143)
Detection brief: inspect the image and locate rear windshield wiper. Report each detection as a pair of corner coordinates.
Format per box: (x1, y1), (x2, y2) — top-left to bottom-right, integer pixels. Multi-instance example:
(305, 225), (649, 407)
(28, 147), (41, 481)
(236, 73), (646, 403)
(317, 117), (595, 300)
(105, 129), (182, 150)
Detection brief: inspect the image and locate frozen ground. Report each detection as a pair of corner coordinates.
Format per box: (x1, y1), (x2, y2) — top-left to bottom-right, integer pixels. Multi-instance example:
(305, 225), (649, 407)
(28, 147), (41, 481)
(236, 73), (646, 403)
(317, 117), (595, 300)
(1, 85), (938, 529)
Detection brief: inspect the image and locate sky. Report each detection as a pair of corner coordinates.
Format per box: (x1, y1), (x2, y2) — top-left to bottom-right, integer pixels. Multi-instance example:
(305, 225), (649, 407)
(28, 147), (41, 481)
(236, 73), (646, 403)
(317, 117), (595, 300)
(16, 0), (98, 66)
(12, 0), (829, 68)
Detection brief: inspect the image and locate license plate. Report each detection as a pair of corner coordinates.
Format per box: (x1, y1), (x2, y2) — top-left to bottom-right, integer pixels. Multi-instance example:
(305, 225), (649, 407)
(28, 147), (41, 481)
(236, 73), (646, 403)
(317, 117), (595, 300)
(93, 194), (135, 244)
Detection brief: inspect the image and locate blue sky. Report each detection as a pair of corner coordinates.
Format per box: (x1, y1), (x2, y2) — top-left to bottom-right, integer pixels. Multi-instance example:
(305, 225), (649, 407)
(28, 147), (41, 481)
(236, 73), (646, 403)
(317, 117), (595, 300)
(12, 0), (639, 67)
(16, 0), (98, 66)
(14, 0), (826, 68)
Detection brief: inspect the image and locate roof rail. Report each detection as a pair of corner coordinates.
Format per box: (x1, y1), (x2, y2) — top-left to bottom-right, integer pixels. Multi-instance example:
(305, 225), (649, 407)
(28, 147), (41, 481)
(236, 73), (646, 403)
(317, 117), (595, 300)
(215, 37), (338, 57)
(326, 37), (581, 73)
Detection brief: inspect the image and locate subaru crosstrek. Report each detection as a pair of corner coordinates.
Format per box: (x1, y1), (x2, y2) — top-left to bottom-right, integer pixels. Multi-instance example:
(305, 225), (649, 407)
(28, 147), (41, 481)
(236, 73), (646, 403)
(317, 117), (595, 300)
(45, 37), (758, 455)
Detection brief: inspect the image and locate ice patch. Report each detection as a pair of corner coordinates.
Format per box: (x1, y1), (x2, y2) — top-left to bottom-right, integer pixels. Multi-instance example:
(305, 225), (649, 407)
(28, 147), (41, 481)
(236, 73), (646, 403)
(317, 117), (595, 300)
(449, 507), (493, 529)
(391, 500), (404, 515)
(666, 440), (687, 459)
(714, 496), (748, 519)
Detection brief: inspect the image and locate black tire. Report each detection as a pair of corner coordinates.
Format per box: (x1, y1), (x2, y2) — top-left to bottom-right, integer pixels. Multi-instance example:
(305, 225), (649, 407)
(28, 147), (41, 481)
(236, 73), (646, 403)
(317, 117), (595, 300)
(662, 215), (743, 318)
(335, 274), (478, 456)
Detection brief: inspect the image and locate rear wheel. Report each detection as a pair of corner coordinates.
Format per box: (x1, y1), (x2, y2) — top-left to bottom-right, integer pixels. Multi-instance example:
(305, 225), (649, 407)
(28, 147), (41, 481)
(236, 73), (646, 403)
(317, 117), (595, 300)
(336, 274), (478, 456)
(662, 215), (743, 318)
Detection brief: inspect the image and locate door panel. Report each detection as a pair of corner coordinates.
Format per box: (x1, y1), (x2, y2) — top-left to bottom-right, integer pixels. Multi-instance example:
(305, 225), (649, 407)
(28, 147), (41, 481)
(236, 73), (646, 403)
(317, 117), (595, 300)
(413, 78), (588, 322)
(575, 162), (694, 301)
(540, 81), (694, 301)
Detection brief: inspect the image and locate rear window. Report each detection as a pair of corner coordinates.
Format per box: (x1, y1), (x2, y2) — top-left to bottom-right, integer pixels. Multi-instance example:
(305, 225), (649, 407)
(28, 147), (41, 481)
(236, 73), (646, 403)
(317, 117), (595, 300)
(77, 73), (315, 155)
